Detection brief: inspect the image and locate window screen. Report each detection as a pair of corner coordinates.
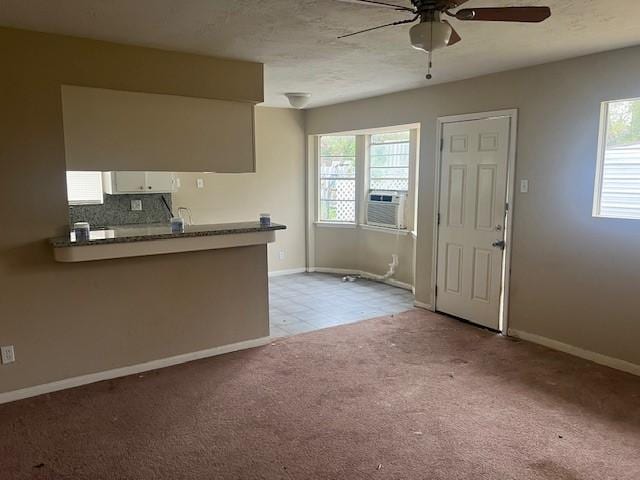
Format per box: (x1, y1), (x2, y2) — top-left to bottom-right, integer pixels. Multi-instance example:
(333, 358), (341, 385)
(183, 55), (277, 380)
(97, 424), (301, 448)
(369, 131), (410, 191)
(319, 136), (356, 223)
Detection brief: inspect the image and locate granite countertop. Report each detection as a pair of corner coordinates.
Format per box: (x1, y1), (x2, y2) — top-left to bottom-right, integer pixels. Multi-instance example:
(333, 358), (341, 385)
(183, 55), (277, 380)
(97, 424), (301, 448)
(50, 222), (286, 248)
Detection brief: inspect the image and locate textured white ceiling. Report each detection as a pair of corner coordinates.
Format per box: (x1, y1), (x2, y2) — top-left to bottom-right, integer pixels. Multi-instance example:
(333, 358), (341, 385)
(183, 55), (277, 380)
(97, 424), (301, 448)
(1, 0), (639, 108)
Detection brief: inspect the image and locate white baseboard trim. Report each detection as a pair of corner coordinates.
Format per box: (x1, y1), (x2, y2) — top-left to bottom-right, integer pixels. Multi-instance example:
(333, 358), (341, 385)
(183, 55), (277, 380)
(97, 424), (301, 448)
(308, 267), (414, 291)
(268, 267), (306, 278)
(309, 266), (358, 275)
(413, 301), (434, 311)
(0, 336), (272, 405)
(509, 329), (640, 377)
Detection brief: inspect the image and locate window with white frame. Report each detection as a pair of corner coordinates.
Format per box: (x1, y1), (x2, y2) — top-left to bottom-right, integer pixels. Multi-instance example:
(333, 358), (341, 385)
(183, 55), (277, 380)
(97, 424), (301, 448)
(66, 171), (104, 205)
(319, 135), (356, 223)
(594, 98), (640, 220)
(368, 131), (410, 191)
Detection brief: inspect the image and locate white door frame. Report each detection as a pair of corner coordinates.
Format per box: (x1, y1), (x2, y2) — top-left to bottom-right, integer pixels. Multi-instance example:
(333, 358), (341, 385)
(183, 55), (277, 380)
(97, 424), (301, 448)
(430, 109), (518, 335)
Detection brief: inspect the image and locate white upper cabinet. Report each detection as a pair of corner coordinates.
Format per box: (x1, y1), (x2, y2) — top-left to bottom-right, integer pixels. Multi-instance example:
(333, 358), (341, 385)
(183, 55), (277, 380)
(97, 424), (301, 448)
(144, 172), (176, 193)
(62, 86), (256, 173)
(112, 172), (145, 193)
(103, 172), (177, 194)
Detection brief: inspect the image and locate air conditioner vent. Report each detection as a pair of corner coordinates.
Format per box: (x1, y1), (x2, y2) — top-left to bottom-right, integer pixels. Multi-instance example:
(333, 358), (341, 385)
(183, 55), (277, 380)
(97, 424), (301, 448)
(366, 191), (406, 229)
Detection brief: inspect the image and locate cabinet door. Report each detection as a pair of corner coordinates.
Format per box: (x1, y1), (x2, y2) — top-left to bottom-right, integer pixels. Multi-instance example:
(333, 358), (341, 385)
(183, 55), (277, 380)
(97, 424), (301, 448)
(114, 172), (146, 193)
(145, 172), (175, 193)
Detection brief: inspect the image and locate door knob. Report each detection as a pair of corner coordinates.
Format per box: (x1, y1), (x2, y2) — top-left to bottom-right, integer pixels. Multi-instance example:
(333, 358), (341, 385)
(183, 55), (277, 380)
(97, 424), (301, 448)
(492, 240), (506, 250)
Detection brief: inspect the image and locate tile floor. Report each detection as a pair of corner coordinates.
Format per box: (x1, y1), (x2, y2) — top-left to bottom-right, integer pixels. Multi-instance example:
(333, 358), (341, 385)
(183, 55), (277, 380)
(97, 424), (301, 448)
(268, 272), (415, 338)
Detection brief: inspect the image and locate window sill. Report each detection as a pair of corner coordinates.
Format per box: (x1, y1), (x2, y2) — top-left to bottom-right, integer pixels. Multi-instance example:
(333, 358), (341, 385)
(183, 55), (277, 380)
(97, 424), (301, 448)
(359, 224), (411, 235)
(593, 213), (640, 221)
(314, 223), (418, 235)
(314, 222), (357, 229)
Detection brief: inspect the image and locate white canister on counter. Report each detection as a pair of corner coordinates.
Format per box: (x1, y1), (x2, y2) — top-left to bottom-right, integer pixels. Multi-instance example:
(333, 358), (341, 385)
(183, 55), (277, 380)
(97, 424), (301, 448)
(259, 213), (271, 227)
(73, 222), (90, 242)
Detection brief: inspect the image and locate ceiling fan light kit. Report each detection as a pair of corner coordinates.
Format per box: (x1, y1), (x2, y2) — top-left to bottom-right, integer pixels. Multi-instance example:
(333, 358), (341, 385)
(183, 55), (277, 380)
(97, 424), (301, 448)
(337, 0), (551, 80)
(409, 20), (452, 53)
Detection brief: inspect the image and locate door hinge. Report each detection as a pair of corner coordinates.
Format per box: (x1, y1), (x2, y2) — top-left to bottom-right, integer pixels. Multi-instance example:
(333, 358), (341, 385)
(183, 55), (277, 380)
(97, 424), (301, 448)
(440, 138), (444, 152)
(435, 285), (438, 297)
(437, 212), (441, 225)
(505, 202), (510, 212)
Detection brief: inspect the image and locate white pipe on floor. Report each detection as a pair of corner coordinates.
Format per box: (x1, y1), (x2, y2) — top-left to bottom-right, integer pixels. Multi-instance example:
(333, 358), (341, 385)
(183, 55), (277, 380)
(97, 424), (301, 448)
(380, 253), (399, 281)
(346, 254), (398, 284)
(342, 227), (403, 285)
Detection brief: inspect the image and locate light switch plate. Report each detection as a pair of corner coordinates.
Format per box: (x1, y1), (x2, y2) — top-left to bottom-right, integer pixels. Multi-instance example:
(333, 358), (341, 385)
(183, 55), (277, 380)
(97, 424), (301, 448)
(1, 345), (15, 364)
(520, 179), (529, 193)
(278, 251), (285, 260)
(196, 178), (205, 189)
(131, 199), (143, 211)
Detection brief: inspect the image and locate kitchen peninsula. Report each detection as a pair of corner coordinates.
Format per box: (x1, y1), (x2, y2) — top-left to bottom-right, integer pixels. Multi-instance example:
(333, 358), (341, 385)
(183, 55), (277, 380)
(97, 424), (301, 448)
(51, 221), (286, 263)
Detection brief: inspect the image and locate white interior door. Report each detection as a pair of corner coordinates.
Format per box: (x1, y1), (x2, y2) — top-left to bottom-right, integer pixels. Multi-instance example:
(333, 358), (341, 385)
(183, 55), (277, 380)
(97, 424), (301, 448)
(436, 116), (511, 330)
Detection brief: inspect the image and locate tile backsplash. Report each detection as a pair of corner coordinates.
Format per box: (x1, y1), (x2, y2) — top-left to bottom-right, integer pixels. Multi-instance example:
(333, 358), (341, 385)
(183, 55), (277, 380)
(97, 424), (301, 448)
(69, 193), (173, 227)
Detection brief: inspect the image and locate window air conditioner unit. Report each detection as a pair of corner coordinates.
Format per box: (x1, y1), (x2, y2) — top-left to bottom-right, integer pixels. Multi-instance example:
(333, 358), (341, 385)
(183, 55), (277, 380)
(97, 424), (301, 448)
(366, 192), (407, 229)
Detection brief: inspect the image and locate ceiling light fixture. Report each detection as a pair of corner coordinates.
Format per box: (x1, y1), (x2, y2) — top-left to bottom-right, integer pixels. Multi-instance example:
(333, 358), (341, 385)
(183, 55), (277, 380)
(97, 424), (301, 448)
(285, 92), (312, 109)
(409, 21), (452, 53)
(409, 18), (452, 79)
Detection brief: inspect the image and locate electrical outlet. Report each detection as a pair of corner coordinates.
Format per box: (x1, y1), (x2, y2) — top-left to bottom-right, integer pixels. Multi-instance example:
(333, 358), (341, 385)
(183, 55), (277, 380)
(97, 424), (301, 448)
(131, 199), (143, 211)
(1, 345), (15, 364)
(278, 251), (285, 260)
(196, 178), (205, 189)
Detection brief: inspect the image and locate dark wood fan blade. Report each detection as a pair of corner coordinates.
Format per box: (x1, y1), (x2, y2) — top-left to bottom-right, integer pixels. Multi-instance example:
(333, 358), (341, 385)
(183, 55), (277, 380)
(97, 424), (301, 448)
(336, 0), (415, 12)
(455, 7), (551, 23)
(443, 20), (462, 45)
(338, 16), (418, 38)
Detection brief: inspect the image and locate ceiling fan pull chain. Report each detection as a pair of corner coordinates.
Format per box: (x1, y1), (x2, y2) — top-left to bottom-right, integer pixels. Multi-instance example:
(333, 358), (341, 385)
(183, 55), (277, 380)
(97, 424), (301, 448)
(426, 51), (433, 80)
(425, 20), (433, 80)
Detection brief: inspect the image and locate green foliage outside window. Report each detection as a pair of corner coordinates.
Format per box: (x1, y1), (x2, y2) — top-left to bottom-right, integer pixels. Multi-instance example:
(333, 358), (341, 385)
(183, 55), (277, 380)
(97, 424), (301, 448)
(607, 99), (640, 148)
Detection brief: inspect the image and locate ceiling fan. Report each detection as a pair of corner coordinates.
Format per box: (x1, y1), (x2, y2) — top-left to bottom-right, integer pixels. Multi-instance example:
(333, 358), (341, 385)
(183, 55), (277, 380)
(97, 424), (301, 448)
(336, 0), (551, 79)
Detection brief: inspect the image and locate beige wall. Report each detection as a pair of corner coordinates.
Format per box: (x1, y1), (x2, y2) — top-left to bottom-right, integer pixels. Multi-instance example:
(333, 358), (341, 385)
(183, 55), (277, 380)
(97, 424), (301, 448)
(357, 230), (415, 286)
(172, 107), (307, 273)
(306, 46), (640, 366)
(313, 227), (415, 286)
(0, 27), (268, 394)
(62, 86), (256, 173)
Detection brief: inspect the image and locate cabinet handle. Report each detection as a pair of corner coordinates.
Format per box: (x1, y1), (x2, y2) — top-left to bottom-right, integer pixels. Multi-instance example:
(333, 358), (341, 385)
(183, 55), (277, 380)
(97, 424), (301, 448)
(148, 186), (152, 190)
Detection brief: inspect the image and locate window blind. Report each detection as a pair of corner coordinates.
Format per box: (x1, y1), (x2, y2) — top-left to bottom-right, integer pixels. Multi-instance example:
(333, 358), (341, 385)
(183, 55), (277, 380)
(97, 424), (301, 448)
(600, 144), (640, 219)
(66, 171), (104, 205)
(596, 98), (640, 220)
